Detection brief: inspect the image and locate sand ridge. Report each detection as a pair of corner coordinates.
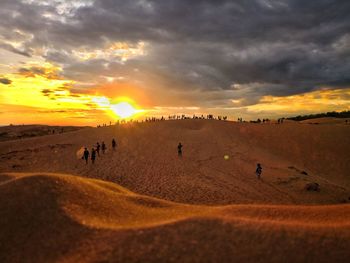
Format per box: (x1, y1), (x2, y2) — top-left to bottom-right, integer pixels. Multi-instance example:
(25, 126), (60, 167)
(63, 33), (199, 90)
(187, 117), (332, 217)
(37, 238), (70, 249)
(1, 172), (350, 262)
(1, 120), (350, 262)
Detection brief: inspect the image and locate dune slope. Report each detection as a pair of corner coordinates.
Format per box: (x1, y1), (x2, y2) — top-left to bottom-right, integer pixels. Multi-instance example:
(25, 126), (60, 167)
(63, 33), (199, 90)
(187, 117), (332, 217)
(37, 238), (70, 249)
(1, 173), (350, 263)
(0, 120), (349, 205)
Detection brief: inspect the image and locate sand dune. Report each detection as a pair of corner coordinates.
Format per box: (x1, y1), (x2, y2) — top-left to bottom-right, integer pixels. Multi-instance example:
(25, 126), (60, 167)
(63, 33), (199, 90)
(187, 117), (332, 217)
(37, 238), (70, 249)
(0, 125), (84, 142)
(1, 120), (350, 262)
(300, 117), (350, 125)
(1, 172), (349, 263)
(0, 120), (349, 204)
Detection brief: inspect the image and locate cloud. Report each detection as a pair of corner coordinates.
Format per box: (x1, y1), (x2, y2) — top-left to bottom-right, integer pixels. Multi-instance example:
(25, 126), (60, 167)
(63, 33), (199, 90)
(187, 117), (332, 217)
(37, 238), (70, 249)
(0, 77), (12, 85)
(0, 43), (31, 57)
(245, 88), (350, 116)
(17, 64), (62, 80)
(0, 0), (349, 109)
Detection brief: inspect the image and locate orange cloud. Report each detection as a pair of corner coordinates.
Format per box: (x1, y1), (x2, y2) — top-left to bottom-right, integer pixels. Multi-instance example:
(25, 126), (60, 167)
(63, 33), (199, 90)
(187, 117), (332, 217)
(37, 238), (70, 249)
(246, 88), (350, 115)
(0, 62), (147, 125)
(90, 82), (152, 107)
(16, 62), (62, 80)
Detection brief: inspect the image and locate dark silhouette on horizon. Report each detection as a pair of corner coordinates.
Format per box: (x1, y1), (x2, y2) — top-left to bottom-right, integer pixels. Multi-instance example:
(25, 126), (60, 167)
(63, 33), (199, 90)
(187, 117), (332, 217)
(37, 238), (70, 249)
(102, 142), (106, 154)
(91, 148), (96, 164)
(83, 148), (89, 164)
(178, 142), (183, 157)
(96, 142), (100, 156)
(256, 163), (262, 179)
(112, 139), (117, 151)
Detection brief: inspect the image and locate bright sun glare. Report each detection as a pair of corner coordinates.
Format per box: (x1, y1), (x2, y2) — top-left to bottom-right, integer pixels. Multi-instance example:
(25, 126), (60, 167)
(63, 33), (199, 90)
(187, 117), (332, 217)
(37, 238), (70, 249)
(111, 102), (136, 118)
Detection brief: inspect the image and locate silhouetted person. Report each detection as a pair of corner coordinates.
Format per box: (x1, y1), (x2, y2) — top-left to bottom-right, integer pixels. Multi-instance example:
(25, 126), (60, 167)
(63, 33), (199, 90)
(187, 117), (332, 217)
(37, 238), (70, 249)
(256, 163), (262, 179)
(91, 148), (96, 164)
(112, 138), (117, 151)
(102, 142), (106, 154)
(96, 142), (100, 156)
(83, 148), (89, 164)
(178, 142), (183, 157)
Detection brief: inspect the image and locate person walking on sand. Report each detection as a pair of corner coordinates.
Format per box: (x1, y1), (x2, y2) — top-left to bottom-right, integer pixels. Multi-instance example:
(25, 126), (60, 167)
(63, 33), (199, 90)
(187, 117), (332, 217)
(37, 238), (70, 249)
(91, 148), (96, 164)
(102, 141), (106, 154)
(112, 138), (117, 151)
(256, 163), (262, 179)
(83, 147), (89, 164)
(96, 142), (100, 156)
(178, 142), (183, 157)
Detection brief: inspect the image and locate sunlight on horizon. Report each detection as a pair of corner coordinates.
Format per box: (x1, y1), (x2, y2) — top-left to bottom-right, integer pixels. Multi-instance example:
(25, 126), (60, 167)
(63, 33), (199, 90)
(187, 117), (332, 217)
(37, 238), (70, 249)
(0, 62), (147, 125)
(111, 102), (136, 119)
(93, 96), (145, 120)
(0, 61), (349, 125)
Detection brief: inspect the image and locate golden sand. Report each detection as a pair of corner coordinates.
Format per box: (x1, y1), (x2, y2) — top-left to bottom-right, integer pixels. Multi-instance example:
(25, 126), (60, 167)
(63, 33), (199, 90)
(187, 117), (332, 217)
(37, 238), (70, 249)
(1, 119), (349, 262)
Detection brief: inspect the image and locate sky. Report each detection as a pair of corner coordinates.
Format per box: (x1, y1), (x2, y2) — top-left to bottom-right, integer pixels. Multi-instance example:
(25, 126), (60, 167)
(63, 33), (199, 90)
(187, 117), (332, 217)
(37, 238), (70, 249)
(0, 0), (349, 125)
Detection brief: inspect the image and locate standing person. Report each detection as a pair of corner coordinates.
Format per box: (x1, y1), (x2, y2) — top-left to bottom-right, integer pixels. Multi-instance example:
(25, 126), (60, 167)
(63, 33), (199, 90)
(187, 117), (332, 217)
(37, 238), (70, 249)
(256, 163), (262, 179)
(112, 138), (117, 151)
(83, 147), (89, 164)
(96, 142), (100, 156)
(102, 142), (106, 154)
(91, 148), (96, 164)
(178, 142), (183, 157)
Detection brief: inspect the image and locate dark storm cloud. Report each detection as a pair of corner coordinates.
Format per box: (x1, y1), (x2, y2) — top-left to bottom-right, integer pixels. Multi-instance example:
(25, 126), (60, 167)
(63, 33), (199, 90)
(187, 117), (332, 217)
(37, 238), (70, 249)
(0, 0), (349, 106)
(0, 43), (31, 57)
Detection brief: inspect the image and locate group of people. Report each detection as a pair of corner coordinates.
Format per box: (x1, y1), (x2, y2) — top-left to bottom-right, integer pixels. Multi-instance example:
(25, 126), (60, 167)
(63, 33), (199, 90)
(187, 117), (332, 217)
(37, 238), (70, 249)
(82, 139), (117, 164)
(94, 115), (293, 128)
(96, 114), (232, 127)
(83, 139), (262, 179)
(277, 118), (285, 124)
(166, 114), (228, 121)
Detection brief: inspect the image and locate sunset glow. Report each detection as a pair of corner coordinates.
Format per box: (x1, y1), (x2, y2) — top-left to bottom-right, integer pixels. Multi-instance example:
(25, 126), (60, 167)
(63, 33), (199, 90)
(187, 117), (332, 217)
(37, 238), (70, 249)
(0, 0), (349, 125)
(111, 102), (136, 119)
(0, 62), (146, 125)
(1, 2), (350, 262)
(246, 88), (350, 115)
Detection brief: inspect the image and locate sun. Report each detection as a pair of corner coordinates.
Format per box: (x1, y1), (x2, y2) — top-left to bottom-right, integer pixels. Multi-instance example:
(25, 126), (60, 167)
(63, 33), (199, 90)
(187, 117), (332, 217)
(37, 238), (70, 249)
(110, 101), (136, 118)
(93, 96), (144, 119)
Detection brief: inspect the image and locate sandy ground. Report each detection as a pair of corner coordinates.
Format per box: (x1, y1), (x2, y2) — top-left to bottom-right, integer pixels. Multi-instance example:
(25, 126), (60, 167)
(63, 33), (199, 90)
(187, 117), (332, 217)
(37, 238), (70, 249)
(0, 119), (350, 262)
(300, 117), (350, 125)
(0, 125), (84, 142)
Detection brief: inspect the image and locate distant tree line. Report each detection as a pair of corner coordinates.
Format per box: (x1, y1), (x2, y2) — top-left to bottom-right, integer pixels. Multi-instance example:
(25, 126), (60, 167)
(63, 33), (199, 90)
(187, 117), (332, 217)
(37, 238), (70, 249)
(286, 111), (350, 121)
